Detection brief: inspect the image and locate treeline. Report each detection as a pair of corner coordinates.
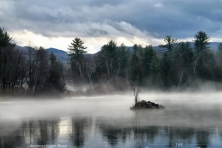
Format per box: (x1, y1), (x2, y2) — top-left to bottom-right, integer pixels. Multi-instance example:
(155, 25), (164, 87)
(1, 26), (222, 96)
(0, 27), (64, 96)
(68, 31), (222, 92)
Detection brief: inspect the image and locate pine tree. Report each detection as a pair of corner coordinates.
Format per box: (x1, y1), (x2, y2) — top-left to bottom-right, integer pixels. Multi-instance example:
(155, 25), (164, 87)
(194, 31), (210, 55)
(48, 52), (64, 91)
(160, 36), (178, 53)
(68, 37), (87, 62)
(0, 27), (15, 89)
(68, 37), (87, 78)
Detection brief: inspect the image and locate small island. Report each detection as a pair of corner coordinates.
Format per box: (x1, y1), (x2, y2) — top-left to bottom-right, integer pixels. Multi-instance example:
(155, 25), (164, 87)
(130, 77), (165, 110)
(130, 100), (165, 110)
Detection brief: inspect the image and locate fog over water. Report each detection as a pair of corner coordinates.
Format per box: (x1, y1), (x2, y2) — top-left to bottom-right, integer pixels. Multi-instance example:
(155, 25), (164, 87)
(1, 92), (222, 126)
(1, 92), (222, 147)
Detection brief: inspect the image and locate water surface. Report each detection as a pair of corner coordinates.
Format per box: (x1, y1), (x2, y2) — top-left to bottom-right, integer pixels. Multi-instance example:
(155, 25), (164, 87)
(1, 92), (222, 148)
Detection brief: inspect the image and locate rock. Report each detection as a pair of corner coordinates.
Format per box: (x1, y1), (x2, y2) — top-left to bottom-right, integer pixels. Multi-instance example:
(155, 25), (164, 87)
(130, 100), (165, 110)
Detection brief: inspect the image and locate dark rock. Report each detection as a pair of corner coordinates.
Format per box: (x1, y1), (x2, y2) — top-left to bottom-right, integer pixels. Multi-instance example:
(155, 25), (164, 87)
(130, 100), (165, 110)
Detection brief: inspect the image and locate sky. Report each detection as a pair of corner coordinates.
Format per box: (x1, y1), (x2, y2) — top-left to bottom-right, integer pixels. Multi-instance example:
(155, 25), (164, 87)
(1, 0), (222, 53)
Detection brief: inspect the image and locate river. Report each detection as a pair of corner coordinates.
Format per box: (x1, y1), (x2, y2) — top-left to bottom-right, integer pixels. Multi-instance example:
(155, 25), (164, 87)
(0, 92), (222, 148)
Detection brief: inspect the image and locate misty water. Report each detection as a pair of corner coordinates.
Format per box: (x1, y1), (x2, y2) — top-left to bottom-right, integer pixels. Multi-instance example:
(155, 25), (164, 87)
(1, 92), (222, 148)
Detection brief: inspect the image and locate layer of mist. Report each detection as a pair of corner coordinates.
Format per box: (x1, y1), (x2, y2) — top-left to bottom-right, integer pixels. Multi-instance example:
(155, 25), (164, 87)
(1, 92), (222, 132)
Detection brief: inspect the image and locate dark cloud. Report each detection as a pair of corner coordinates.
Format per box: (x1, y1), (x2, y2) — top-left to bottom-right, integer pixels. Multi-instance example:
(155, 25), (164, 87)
(87, 29), (108, 36)
(0, 0), (222, 41)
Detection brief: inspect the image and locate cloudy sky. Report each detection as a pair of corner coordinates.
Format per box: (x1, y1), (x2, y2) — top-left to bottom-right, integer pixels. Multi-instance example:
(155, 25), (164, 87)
(1, 0), (222, 53)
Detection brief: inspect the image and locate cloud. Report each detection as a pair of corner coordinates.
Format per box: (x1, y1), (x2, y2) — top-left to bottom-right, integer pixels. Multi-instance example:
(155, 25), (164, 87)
(1, 0), (222, 53)
(10, 22), (163, 53)
(154, 3), (163, 8)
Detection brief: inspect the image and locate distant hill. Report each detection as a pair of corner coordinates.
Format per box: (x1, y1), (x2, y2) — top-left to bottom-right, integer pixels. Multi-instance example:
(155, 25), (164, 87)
(46, 48), (69, 63)
(14, 46), (95, 63)
(14, 46), (69, 63)
(14, 42), (221, 62)
(154, 42), (221, 55)
(46, 48), (95, 63)
(127, 42), (221, 55)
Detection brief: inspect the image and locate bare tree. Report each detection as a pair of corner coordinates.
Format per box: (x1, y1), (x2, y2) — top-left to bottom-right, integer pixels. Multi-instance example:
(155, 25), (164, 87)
(84, 57), (95, 89)
(26, 46), (38, 94)
(130, 76), (140, 105)
(193, 56), (199, 78)
(75, 62), (85, 80)
(34, 47), (49, 95)
(105, 59), (114, 79)
(177, 68), (184, 91)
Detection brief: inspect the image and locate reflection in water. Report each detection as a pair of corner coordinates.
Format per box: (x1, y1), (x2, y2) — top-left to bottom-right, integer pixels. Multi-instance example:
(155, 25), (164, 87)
(0, 120), (60, 148)
(196, 130), (211, 148)
(0, 130), (24, 148)
(36, 120), (59, 145)
(1, 94), (222, 148)
(70, 118), (91, 148)
(0, 116), (221, 148)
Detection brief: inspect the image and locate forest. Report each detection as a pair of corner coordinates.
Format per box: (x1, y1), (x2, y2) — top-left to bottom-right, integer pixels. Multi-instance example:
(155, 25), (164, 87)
(1, 26), (222, 96)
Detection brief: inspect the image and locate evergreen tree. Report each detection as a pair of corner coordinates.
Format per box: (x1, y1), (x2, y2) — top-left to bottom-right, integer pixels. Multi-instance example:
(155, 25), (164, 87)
(160, 36), (178, 53)
(217, 43), (222, 64)
(218, 43), (222, 53)
(215, 43), (222, 82)
(48, 52), (64, 92)
(179, 42), (194, 67)
(95, 40), (118, 79)
(130, 54), (142, 82)
(194, 31), (210, 55)
(193, 31), (210, 78)
(141, 45), (155, 77)
(0, 27), (15, 47)
(68, 37), (87, 78)
(116, 43), (130, 78)
(159, 52), (171, 88)
(150, 52), (159, 76)
(0, 27), (16, 89)
(68, 37), (87, 61)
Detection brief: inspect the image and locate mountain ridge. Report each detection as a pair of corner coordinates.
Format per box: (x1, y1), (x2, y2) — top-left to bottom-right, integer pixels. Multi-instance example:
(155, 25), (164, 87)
(15, 42), (222, 63)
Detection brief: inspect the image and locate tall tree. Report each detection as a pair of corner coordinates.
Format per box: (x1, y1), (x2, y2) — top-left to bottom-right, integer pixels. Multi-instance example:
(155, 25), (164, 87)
(0, 27), (16, 89)
(26, 46), (38, 93)
(160, 36), (178, 53)
(193, 31), (210, 78)
(48, 52), (64, 92)
(141, 45), (155, 78)
(159, 52), (171, 88)
(95, 40), (118, 79)
(0, 27), (15, 47)
(194, 31), (210, 55)
(116, 43), (130, 78)
(216, 43), (222, 64)
(215, 43), (222, 82)
(35, 47), (49, 95)
(68, 37), (87, 79)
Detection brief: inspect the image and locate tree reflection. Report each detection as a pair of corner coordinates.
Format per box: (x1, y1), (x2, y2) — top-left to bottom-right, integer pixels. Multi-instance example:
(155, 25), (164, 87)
(98, 118), (132, 147)
(38, 121), (49, 145)
(0, 129), (24, 148)
(70, 117), (91, 148)
(0, 117), (218, 148)
(37, 120), (59, 145)
(98, 116), (160, 148)
(0, 119), (59, 148)
(196, 130), (211, 148)
(164, 127), (196, 148)
(21, 120), (59, 145)
(101, 127), (121, 147)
